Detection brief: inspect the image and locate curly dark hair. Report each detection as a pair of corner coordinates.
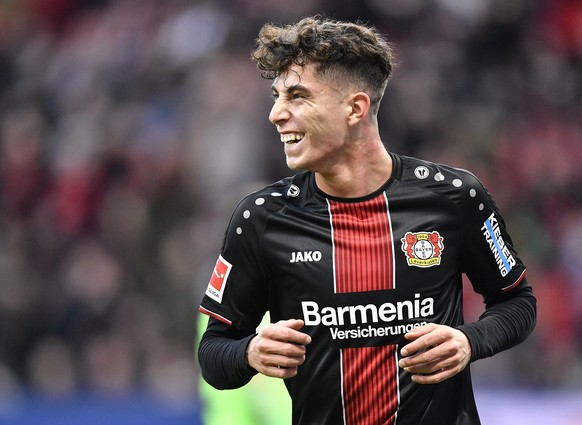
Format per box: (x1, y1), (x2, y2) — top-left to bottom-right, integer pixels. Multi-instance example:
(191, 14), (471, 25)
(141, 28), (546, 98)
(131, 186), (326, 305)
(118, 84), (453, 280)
(251, 16), (395, 115)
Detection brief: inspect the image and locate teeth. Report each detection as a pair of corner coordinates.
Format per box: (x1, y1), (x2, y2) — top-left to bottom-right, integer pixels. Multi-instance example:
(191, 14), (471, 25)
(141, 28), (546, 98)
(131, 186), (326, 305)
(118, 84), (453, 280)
(280, 133), (304, 143)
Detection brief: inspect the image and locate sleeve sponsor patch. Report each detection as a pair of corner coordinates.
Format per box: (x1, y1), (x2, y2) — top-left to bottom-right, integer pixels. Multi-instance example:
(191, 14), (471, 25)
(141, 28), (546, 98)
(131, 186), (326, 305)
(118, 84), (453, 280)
(481, 213), (516, 277)
(205, 254), (232, 303)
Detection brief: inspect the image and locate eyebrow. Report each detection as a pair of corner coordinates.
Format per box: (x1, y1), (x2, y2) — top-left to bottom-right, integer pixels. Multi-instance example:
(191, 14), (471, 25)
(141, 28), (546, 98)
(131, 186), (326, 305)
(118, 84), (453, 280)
(271, 83), (311, 95)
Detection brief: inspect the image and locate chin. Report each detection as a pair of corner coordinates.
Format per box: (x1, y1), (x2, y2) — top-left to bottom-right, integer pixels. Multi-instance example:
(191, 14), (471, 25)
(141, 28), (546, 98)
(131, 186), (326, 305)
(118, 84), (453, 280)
(285, 158), (304, 171)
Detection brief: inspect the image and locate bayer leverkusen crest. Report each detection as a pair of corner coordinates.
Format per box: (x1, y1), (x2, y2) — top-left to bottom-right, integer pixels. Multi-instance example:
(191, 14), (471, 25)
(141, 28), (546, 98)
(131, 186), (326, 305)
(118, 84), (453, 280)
(401, 231), (444, 268)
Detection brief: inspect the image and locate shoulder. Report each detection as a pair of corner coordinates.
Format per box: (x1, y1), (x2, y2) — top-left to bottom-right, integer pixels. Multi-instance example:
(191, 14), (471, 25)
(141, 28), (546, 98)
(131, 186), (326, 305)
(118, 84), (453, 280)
(393, 154), (487, 209)
(226, 172), (314, 230)
(235, 172), (313, 211)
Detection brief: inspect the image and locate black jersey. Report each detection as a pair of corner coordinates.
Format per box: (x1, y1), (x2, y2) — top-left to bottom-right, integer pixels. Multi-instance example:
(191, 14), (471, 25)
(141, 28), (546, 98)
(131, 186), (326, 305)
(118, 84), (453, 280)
(199, 153), (529, 425)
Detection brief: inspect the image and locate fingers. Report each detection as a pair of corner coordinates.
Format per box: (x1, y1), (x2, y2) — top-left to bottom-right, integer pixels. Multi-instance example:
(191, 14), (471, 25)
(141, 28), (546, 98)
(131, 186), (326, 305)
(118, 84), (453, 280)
(246, 319), (312, 378)
(252, 333), (308, 361)
(398, 324), (472, 385)
(400, 323), (442, 356)
(406, 365), (456, 385)
(253, 352), (303, 379)
(398, 347), (462, 384)
(271, 319), (312, 345)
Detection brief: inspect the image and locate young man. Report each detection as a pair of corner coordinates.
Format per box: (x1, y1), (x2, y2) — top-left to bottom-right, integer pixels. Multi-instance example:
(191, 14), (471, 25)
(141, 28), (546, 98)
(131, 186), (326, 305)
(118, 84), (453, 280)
(198, 17), (536, 425)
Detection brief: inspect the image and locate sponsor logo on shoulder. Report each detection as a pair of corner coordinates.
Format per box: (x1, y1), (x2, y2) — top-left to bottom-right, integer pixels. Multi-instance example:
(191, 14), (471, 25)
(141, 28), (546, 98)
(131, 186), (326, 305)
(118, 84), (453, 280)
(287, 184), (300, 197)
(481, 213), (516, 277)
(401, 231), (444, 267)
(290, 250), (322, 263)
(414, 166), (430, 179)
(205, 254), (232, 303)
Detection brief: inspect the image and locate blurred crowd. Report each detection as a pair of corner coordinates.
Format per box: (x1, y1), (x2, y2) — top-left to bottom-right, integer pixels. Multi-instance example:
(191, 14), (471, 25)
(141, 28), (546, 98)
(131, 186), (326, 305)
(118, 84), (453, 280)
(0, 0), (581, 412)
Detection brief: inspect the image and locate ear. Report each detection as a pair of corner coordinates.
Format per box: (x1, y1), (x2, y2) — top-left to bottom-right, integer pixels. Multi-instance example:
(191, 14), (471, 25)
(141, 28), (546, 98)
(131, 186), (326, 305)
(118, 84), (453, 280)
(347, 92), (371, 125)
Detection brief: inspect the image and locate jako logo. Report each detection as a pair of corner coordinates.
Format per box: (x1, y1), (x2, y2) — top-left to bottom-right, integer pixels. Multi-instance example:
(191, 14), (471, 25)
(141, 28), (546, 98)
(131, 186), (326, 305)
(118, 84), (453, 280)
(290, 250), (322, 263)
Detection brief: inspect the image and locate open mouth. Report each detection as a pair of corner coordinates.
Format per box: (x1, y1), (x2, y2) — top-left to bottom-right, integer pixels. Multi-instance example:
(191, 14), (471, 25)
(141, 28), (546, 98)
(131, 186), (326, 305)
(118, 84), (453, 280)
(280, 133), (305, 145)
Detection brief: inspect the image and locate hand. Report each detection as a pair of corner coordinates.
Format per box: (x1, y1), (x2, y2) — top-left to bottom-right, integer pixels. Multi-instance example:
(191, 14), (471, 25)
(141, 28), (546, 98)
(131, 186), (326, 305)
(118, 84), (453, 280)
(246, 319), (312, 379)
(398, 323), (472, 385)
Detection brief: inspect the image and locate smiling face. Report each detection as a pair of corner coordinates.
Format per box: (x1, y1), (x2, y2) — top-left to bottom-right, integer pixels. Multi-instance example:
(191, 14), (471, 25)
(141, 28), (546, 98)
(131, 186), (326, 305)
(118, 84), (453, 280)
(269, 63), (354, 174)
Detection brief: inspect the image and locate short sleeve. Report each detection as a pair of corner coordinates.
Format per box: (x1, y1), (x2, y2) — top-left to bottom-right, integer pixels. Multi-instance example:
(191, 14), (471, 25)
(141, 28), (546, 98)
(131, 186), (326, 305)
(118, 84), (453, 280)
(458, 172), (527, 300)
(199, 194), (272, 330)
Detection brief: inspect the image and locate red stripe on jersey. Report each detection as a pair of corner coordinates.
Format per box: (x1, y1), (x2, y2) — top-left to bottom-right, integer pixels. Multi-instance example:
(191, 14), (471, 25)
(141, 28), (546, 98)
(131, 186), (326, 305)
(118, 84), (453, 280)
(198, 306), (232, 326)
(342, 346), (399, 425)
(328, 194), (399, 425)
(328, 194), (394, 293)
(502, 269), (526, 292)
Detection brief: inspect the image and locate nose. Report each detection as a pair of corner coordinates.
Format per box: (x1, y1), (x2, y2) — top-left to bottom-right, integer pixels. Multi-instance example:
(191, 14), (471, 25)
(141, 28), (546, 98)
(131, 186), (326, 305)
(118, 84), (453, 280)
(269, 98), (290, 126)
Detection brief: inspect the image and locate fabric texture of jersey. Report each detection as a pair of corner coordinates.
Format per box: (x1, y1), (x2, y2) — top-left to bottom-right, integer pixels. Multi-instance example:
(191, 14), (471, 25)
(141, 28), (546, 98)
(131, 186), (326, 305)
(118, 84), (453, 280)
(199, 153), (528, 425)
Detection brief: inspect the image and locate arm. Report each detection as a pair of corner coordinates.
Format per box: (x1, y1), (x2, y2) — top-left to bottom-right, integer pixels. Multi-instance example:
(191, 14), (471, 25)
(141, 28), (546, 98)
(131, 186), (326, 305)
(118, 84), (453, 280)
(198, 317), (312, 389)
(198, 317), (258, 390)
(398, 281), (536, 384)
(458, 281), (536, 361)
(399, 166), (537, 383)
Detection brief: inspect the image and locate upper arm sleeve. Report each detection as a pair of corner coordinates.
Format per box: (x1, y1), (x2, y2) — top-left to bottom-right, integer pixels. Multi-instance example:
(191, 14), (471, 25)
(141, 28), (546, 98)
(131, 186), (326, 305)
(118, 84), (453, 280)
(199, 195), (272, 331)
(458, 172), (528, 302)
(454, 171), (536, 359)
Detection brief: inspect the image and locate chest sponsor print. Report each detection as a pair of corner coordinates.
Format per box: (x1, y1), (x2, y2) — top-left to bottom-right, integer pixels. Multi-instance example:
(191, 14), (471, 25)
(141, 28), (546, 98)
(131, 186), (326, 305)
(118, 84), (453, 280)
(401, 231), (444, 268)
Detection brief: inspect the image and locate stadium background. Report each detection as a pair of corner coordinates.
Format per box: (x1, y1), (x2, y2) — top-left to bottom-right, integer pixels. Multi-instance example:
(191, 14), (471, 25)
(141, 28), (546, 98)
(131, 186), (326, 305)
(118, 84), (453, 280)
(0, 0), (580, 424)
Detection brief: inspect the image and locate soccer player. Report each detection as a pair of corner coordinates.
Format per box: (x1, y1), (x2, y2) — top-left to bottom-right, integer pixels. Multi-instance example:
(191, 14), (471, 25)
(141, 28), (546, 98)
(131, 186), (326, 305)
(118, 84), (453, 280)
(197, 16), (536, 425)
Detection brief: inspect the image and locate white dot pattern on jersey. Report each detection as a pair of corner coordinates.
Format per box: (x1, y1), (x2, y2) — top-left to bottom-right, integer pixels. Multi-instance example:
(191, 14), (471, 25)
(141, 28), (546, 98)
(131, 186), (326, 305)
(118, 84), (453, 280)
(236, 193), (280, 236)
(425, 168), (485, 213)
(238, 170), (489, 237)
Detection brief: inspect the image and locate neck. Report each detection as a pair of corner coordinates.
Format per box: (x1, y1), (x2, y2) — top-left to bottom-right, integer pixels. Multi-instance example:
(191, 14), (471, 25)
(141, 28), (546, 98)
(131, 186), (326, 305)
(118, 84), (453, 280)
(315, 143), (393, 198)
